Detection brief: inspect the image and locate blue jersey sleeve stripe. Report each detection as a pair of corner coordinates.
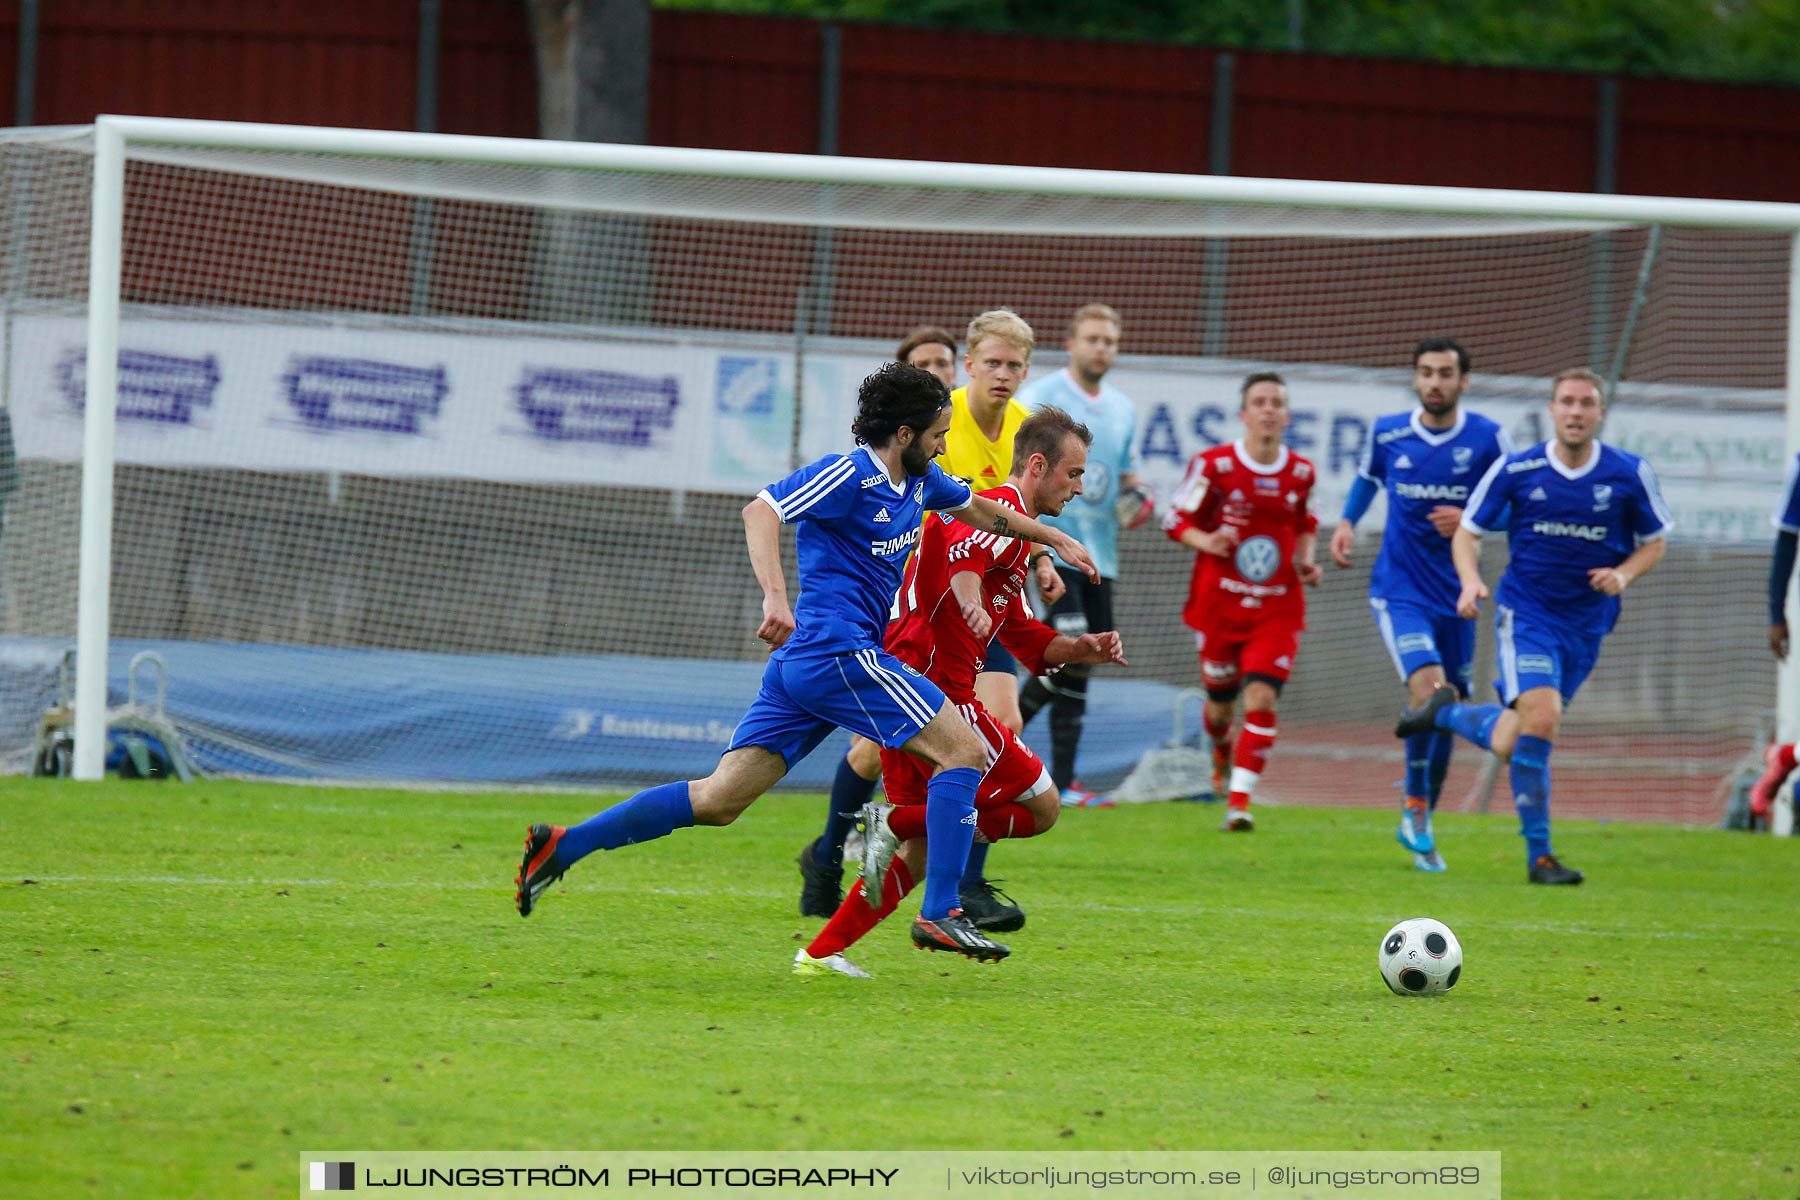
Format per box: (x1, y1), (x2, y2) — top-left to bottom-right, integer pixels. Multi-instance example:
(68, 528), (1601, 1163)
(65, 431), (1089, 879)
(769, 456), (856, 521)
(1774, 454), (1800, 532)
(1635, 458), (1675, 536)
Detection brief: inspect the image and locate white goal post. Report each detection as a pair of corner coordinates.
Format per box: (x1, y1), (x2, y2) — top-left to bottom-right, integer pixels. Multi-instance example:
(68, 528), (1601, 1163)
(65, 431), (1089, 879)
(29, 114), (1800, 808)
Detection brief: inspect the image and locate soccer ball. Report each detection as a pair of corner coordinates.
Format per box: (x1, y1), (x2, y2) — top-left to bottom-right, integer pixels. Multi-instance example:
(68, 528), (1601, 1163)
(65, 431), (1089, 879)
(1378, 917), (1462, 996)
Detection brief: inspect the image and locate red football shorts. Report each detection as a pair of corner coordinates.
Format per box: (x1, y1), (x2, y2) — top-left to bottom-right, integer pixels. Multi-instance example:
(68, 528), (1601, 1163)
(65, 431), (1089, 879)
(1195, 619), (1302, 693)
(880, 701), (1052, 809)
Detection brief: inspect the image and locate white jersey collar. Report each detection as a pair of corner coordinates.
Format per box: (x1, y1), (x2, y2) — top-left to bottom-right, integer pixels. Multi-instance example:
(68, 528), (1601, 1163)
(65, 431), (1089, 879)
(1409, 407), (1466, 447)
(1233, 439), (1289, 476)
(1545, 439), (1604, 481)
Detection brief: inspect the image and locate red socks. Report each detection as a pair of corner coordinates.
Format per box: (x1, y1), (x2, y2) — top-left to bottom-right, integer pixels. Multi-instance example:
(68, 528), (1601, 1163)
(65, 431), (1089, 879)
(1227, 710), (1277, 808)
(1751, 742), (1799, 814)
(807, 858), (915, 959)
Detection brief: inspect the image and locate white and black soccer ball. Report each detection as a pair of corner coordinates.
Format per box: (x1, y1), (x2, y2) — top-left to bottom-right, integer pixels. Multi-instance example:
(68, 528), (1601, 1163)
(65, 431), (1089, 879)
(1378, 917), (1462, 996)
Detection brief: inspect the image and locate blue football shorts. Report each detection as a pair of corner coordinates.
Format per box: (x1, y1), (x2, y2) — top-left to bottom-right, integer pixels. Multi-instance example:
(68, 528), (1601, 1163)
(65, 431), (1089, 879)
(727, 647), (948, 769)
(1494, 603), (1601, 705)
(1370, 595), (1476, 698)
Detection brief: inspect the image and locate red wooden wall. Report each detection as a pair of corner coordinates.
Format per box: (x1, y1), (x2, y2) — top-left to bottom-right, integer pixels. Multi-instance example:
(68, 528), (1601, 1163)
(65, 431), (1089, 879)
(0, 4), (1795, 202)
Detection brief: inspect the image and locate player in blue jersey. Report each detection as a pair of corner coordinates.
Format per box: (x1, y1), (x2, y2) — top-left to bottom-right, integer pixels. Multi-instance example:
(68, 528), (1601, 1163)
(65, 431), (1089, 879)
(797, 317), (1062, 933)
(515, 362), (1097, 962)
(1768, 451), (1800, 663)
(1016, 304), (1147, 806)
(1744, 452), (1800, 825)
(1396, 367), (1672, 885)
(1329, 339), (1512, 871)
(798, 325), (964, 922)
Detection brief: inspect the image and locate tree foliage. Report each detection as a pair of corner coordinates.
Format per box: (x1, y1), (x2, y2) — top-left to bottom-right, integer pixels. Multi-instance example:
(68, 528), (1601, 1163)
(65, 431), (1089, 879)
(656, 0), (1800, 88)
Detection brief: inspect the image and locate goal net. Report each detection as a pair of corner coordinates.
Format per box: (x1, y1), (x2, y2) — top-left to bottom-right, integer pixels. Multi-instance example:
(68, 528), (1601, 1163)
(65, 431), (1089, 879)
(0, 119), (1792, 823)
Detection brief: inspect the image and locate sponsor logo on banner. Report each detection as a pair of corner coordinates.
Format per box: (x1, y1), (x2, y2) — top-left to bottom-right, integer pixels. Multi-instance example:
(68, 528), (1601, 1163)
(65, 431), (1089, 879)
(515, 367), (679, 446)
(284, 356), (447, 434)
(715, 356), (777, 414)
(56, 347), (220, 425)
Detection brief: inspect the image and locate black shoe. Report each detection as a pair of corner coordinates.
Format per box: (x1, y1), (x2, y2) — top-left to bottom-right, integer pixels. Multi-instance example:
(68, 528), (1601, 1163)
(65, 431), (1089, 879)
(797, 837), (844, 918)
(515, 823), (566, 917)
(1395, 685), (1456, 738)
(959, 878), (1026, 933)
(1528, 854), (1585, 885)
(910, 910), (1011, 961)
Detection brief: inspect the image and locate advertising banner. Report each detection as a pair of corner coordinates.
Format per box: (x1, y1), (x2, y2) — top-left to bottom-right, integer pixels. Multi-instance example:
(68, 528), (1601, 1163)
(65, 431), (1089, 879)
(10, 313), (1782, 542)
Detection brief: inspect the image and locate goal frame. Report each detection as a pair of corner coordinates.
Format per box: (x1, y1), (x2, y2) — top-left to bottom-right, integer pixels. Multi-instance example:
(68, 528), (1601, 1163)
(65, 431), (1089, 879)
(71, 112), (1800, 779)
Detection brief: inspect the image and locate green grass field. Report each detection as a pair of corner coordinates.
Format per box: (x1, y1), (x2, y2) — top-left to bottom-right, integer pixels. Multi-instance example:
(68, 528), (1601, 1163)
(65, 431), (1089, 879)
(2, 778), (1795, 1199)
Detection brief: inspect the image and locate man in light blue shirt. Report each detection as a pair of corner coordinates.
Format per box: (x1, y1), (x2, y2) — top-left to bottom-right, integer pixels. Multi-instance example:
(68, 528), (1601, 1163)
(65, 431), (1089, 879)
(1017, 304), (1145, 805)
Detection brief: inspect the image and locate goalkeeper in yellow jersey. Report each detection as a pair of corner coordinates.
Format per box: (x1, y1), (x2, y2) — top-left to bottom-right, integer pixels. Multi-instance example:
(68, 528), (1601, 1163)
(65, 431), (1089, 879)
(799, 311), (1061, 933)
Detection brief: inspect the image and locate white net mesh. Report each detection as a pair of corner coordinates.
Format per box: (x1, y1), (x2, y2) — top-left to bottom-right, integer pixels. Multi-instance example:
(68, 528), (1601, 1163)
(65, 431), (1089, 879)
(0, 126), (1787, 821)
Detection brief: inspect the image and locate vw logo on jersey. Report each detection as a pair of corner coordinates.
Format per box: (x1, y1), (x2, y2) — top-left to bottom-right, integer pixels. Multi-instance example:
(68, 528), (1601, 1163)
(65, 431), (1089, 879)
(1078, 461), (1113, 506)
(1234, 535), (1282, 583)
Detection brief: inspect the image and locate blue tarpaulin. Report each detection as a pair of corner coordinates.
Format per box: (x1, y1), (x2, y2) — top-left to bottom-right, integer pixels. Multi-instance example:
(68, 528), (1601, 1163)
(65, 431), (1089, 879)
(0, 637), (1198, 788)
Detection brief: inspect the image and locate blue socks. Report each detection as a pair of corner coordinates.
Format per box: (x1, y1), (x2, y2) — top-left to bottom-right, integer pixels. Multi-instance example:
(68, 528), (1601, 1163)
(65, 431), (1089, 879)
(1403, 731), (1433, 800)
(919, 766), (982, 920)
(1426, 731), (1454, 810)
(1510, 734), (1553, 862)
(1437, 701), (1503, 751)
(558, 780), (695, 867)
(818, 756), (879, 868)
(960, 840), (991, 890)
